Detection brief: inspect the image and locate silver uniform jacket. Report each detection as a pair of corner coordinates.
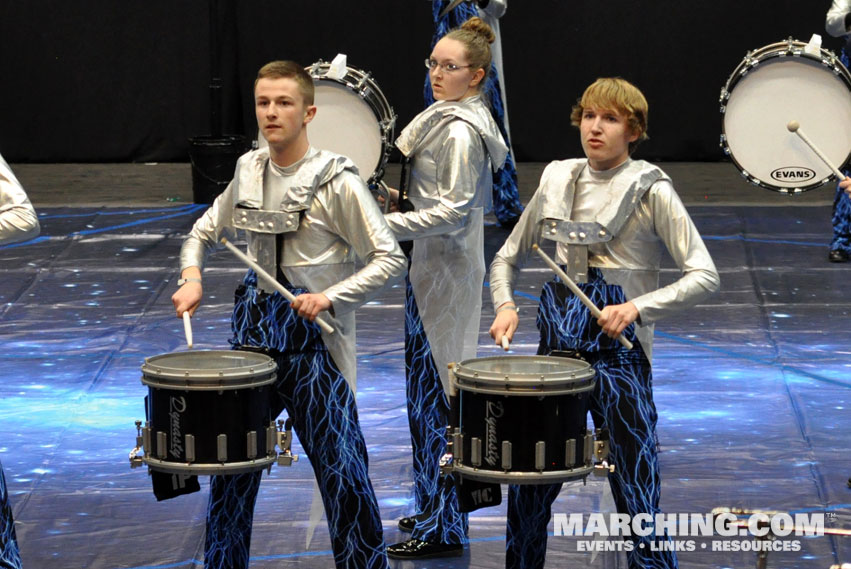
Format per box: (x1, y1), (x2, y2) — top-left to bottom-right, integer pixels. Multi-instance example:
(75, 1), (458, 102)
(827, 0), (851, 37)
(0, 153), (39, 245)
(385, 95), (508, 393)
(180, 147), (407, 388)
(490, 158), (719, 361)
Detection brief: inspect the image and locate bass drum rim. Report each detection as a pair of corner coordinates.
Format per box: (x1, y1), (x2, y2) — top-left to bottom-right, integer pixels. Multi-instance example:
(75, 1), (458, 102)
(307, 61), (395, 186)
(719, 39), (851, 193)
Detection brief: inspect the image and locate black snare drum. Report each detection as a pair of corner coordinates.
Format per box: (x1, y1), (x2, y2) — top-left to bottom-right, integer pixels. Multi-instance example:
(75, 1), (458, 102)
(450, 355), (596, 484)
(135, 350), (279, 475)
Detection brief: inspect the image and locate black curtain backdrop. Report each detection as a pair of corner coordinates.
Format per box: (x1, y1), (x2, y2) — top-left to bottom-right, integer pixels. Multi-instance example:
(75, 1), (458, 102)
(0, 0), (833, 163)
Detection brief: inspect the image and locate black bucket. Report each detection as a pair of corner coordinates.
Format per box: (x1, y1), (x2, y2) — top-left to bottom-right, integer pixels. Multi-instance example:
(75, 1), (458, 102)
(188, 135), (250, 204)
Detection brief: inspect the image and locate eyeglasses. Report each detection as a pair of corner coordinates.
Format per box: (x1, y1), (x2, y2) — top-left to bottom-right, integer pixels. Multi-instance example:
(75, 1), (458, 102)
(424, 58), (472, 73)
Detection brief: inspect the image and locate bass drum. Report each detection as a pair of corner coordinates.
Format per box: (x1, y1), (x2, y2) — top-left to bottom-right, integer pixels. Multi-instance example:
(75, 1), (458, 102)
(720, 38), (851, 193)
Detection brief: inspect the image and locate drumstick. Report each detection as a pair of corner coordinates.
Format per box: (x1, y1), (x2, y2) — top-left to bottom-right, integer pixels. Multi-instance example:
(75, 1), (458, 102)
(501, 335), (510, 351)
(532, 244), (634, 350)
(220, 237), (335, 335)
(182, 311), (193, 348)
(787, 120), (847, 180)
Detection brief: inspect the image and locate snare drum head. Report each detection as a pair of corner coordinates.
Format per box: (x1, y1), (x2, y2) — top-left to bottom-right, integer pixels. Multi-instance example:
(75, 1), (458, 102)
(453, 355), (594, 393)
(141, 350), (276, 389)
(722, 44), (851, 192)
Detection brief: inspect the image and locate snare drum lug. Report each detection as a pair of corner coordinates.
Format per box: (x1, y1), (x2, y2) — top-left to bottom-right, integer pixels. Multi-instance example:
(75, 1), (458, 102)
(583, 433), (594, 466)
(471, 437), (482, 467)
(535, 441), (546, 471)
(143, 424), (151, 457)
(501, 441), (512, 471)
(266, 422), (276, 455)
(185, 434), (196, 463)
(217, 434), (228, 462)
(247, 431), (257, 459)
(565, 439), (576, 467)
(156, 431), (167, 459)
(453, 430), (463, 463)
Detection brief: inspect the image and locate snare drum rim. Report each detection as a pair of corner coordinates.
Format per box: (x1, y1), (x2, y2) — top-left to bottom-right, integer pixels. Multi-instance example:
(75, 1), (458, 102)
(452, 355), (596, 395)
(453, 463), (594, 485)
(142, 455), (276, 476)
(141, 350), (277, 390)
(307, 61), (397, 185)
(719, 39), (851, 193)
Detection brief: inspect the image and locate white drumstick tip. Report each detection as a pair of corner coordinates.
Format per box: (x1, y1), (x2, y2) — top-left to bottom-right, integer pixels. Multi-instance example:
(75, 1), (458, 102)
(182, 311), (193, 349)
(501, 335), (510, 351)
(786, 120), (800, 133)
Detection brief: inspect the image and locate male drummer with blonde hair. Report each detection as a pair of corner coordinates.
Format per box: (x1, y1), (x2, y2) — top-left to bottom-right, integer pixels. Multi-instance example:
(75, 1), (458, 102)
(488, 77), (719, 569)
(172, 59), (406, 569)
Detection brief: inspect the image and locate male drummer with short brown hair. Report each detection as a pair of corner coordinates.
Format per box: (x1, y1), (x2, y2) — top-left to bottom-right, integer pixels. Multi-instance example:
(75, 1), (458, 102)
(172, 60), (406, 569)
(488, 77), (719, 569)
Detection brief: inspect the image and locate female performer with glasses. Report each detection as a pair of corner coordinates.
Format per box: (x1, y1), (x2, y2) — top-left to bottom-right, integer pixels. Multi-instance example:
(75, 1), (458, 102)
(383, 16), (508, 560)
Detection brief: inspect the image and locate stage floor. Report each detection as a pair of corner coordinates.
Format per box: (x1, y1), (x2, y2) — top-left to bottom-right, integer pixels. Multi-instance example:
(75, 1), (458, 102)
(1, 164), (849, 568)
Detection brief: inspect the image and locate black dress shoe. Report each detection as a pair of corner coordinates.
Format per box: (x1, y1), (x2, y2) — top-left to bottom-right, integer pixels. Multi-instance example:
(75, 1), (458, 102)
(397, 514), (424, 532)
(829, 249), (850, 263)
(386, 538), (463, 559)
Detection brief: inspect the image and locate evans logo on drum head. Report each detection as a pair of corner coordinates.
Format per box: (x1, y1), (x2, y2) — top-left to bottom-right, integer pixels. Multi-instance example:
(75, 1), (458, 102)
(770, 167), (816, 183)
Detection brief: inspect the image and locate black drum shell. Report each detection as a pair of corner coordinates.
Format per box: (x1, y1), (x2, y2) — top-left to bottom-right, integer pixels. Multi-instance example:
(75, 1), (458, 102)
(141, 350), (277, 468)
(458, 389), (590, 473)
(451, 355), (596, 481)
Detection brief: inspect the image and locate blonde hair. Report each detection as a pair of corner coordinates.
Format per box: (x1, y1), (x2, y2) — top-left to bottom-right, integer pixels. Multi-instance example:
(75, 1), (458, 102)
(255, 60), (314, 106)
(443, 16), (495, 88)
(570, 78), (649, 153)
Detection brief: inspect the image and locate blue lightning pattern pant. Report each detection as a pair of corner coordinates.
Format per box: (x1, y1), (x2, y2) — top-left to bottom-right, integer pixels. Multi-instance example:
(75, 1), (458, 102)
(425, 1), (524, 225)
(832, 48), (851, 255)
(505, 269), (677, 569)
(204, 271), (388, 569)
(0, 460), (22, 569)
(403, 276), (468, 544)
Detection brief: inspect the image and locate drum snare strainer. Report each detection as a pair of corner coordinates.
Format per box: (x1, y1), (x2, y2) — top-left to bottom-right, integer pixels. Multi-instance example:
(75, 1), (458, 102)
(446, 355), (612, 485)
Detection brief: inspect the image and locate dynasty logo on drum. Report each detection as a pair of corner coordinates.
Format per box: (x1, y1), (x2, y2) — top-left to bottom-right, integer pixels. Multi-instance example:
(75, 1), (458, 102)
(484, 401), (504, 467)
(770, 167), (816, 183)
(169, 396), (187, 459)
